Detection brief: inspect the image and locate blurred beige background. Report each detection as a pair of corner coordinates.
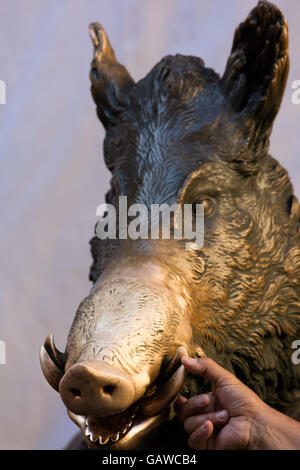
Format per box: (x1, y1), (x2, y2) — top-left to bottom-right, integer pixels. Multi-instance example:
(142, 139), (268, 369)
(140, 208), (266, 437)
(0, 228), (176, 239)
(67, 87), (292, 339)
(0, 0), (299, 449)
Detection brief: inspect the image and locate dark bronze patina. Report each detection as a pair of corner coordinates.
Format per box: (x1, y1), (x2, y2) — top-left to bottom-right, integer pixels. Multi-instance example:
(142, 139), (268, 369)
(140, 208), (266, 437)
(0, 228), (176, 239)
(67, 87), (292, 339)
(40, 1), (300, 449)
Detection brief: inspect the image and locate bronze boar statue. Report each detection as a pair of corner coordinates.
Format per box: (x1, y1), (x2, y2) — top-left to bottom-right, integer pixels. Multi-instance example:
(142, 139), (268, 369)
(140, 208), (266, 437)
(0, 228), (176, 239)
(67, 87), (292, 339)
(40, 1), (300, 450)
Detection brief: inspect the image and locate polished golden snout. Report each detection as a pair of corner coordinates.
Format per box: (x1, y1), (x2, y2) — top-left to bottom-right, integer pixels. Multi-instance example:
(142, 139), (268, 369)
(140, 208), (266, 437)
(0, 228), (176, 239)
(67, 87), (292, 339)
(59, 361), (138, 417)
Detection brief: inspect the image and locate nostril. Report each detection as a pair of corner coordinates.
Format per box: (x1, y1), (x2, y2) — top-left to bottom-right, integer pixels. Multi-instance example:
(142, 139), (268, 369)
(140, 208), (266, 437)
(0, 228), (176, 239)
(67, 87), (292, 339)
(103, 384), (115, 396)
(59, 362), (137, 416)
(70, 388), (81, 398)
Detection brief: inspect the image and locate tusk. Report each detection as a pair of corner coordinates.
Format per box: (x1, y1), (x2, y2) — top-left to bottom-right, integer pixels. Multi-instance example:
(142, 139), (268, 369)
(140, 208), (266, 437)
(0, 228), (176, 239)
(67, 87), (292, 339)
(141, 364), (187, 417)
(40, 334), (64, 392)
(68, 410), (86, 430)
(162, 346), (188, 381)
(43, 333), (65, 369)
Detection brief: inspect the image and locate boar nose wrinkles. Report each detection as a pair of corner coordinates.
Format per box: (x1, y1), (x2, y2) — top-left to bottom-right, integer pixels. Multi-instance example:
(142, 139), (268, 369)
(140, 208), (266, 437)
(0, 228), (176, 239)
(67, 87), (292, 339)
(76, 342), (145, 376)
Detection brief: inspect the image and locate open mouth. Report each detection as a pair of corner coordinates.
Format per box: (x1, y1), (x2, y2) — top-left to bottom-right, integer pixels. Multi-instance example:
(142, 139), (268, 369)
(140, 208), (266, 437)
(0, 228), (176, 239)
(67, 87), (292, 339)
(68, 346), (189, 449)
(85, 403), (138, 444)
(69, 405), (170, 449)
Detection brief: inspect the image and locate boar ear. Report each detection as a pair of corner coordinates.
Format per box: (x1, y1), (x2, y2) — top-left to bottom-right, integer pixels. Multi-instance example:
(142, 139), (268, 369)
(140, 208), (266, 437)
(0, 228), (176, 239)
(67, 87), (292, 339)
(89, 23), (135, 128)
(221, 1), (289, 148)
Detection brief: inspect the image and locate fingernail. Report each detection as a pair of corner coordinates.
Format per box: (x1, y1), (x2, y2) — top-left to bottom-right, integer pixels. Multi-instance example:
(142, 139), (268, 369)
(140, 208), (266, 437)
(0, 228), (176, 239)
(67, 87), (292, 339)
(215, 410), (228, 420)
(196, 395), (208, 406)
(200, 420), (209, 431)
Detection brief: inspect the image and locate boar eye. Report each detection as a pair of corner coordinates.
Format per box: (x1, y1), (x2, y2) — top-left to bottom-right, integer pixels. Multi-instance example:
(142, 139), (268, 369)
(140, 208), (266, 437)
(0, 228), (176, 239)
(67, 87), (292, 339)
(192, 197), (215, 217)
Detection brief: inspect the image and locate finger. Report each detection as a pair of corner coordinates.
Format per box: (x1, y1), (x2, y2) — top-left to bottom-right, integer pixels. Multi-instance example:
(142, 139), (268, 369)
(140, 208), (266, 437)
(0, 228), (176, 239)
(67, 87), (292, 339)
(188, 420), (214, 451)
(184, 409), (230, 435)
(181, 357), (238, 388)
(173, 395), (188, 415)
(175, 393), (214, 423)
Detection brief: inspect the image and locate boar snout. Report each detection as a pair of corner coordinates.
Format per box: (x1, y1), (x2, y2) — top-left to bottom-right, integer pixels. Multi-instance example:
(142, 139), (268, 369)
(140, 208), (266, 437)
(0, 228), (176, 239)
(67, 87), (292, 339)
(59, 360), (138, 417)
(43, 264), (194, 448)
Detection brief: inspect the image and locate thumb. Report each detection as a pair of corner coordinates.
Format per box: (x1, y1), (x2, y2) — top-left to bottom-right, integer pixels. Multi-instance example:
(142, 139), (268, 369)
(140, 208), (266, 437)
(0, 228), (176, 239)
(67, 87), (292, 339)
(181, 357), (238, 388)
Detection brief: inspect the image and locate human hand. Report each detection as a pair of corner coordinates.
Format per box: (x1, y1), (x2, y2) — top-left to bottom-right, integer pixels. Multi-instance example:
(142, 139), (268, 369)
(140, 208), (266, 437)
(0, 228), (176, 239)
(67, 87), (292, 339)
(174, 357), (300, 450)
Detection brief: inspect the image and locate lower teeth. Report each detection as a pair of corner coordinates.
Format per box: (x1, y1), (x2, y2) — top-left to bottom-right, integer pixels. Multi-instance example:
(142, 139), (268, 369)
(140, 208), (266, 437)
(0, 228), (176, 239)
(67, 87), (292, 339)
(99, 435), (109, 445)
(85, 409), (136, 445)
(111, 433), (120, 443)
